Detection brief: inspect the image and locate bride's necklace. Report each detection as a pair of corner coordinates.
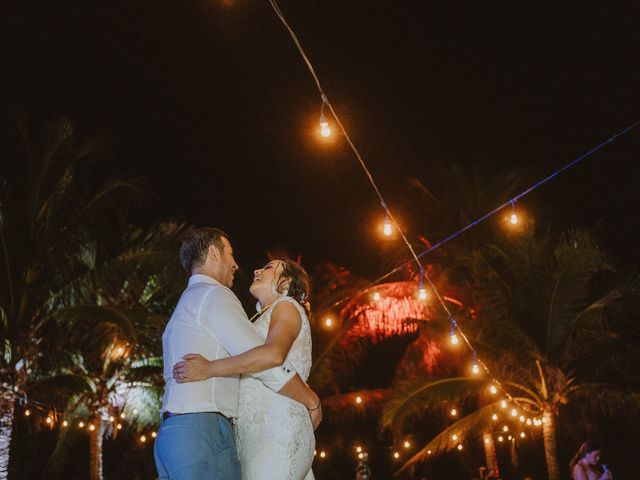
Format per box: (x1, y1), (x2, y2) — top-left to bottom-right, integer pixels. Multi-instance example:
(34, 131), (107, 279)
(248, 301), (275, 323)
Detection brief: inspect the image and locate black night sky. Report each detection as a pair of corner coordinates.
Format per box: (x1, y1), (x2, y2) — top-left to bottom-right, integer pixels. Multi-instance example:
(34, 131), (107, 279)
(3, 0), (640, 280)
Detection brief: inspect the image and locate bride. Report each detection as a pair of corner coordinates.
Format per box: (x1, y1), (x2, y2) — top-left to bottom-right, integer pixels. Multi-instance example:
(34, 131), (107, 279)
(173, 258), (317, 480)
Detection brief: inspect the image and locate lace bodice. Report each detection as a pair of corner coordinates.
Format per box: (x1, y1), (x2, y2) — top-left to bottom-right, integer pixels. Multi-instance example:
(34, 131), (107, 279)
(252, 296), (312, 381)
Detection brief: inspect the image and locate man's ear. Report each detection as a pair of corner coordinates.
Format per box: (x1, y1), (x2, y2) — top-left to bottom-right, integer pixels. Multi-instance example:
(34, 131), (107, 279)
(208, 244), (221, 262)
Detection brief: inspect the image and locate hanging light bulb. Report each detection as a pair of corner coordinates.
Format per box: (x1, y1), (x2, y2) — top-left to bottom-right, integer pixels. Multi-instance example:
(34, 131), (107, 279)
(450, 325), (459, 345)
(511, 408), (518, 417)
(502, 425), (509, 432)
(319, 451), (327, 458)
(489, 384), (498, 395)
(62, 420), (69, 428)
(451, 434), (458, 441)
(372, 291), (381, 302)
(324, 318), (333, 328)
(403, 440), (411, 449)
(498, 436), (504, 442)
(319, 97), (331, 138)
(457, 444), (463, 451)
(417, 267), (428, 300)
(491, 414), (498, 421)
(356, 446), (363, 453)
(140, 435), (147, 443)
(500, 400), (508, 409)
(508, 200), (519, 225)
(89, 424), (96, 431)
(393, 451), (400, 459)
(24, 409), (31, 417)
(46, 416), (53, 425)
(383, 214), (393, 236)
(450, 408), (458, 417)
(355, 395), (363, 404)
(471, 352), (480, 375)
(520, 432), (526, 439)
(151, 431), (157, 438)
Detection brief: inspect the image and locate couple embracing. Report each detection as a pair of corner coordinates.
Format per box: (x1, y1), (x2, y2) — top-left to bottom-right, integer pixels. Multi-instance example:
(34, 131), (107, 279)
(154, 228), (321, 479)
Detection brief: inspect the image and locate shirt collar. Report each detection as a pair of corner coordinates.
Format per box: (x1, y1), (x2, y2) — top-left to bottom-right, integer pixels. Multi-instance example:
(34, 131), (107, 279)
(188, 273), (222, 287)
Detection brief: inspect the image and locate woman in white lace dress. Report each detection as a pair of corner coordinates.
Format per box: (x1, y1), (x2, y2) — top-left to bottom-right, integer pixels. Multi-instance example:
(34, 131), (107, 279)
(173, 259), (317, 480)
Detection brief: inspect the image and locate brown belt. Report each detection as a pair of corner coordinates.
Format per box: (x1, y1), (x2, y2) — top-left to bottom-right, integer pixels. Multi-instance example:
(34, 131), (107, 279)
(162, 411), (232, 423)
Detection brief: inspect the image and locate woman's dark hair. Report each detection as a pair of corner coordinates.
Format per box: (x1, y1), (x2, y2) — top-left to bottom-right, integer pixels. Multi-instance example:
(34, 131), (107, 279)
(275, 259), (311, 311)
(179, 227), (228, 273)
(570, 441), (601, 469)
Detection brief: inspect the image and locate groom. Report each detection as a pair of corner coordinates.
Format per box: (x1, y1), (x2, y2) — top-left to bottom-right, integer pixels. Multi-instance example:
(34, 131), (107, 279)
(154, 227), (321, 479)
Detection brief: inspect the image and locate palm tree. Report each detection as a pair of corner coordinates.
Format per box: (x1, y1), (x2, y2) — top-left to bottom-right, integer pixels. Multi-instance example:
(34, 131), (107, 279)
(382, 230), (640, 480)
(36, 223), (185, 480)
(0, 111), (145, 478)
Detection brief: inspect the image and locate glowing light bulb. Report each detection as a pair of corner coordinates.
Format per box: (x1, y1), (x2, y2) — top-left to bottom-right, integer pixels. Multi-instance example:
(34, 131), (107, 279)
(508, 435), (513, 441)
(526, 418), (532, 426)
(427, 449), (432, 455)
(403, 440), (411, 449)
(519, 415), (525, 423)
(358, 452), (364, 459)
(520, 432), (526, 439)
(117, 424), (123, 430)
(132, 408), (138, 415)
(457, 444), (463, 451)
(356, 446), (362, 453)
(491, 414), (498, 421)
(355, 395), (363, 404)
(109, 416), (115, 423)
(500, 400), (507, 409)
(450, 328), (459, 345)
(510, 213), (519, 225)
(117, 347), (124, 355)
(418, 288), (428, 300)
(120, 413), (126, 419)
(151, 432), (157, 438)
(62, 420), (69, 428)
(383, 221), (392, 236)
(79, 421), (85, 428)
(484, 437), (490, 444)
(46, 417), (53, 424)
(324, 318), (333, 328)
(319, 451), (326, 458)
(471, 363), (480, 375)
(502, 425), (509, 432)
(498, 436), (504, 442)
(89, 424), (96, 431)
(24, 409), (31, 417)
(319, 114), (331, 138)
(451, 434), (458, 441)
(372, 292), (381, 302)
(489, 385), (498, 395)
(393, 451), (400, 459)
(140, 435), (146, 443)
(510, 408), (518, 417)
(450, 408), (458, 417)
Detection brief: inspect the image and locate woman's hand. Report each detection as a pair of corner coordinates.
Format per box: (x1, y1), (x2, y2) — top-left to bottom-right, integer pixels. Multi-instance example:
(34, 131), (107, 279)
(308, 402), (322, 430)
(173, 354), (214, 383)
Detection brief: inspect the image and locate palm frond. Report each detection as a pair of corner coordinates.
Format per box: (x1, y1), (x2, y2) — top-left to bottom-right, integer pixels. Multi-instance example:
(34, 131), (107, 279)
(381, 377), (483, 432)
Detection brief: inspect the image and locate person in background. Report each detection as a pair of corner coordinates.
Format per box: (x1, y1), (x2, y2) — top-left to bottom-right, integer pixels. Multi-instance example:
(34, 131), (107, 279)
(571, 441), (613, 480)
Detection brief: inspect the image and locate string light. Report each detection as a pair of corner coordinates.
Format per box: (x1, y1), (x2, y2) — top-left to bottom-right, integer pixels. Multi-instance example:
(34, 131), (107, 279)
(117, 424), (123, 430)
(491, 414), (498, 421)
(24, 409), (30, 417)
(393, 451), (400, 459)
(372, 292), (381, 302)
(403, 440), (411, 449)
(89, 424), (96, 431)
(358, 452), (364, 459)
(151, 432), (157, 438)
(45, 416), (53, 425)
(418, 267), (428, 300)
(520, 432), (526, 439)
(356, 446), (363, 453)
(140, 435), (146, 443)
(508, 435), (513, 441)
(519, 415), (525, 423)
(500, 400), (508, 409)
(383, 213), (393, 237)
(109, 416), (115, 423)
(509, 200), (519, 225)
(78, 421), (85, 428)
(489, 384), (498, 395)
(319, 101), (331, 138)
(498, 436), (504, 442)
(355, 395), (363, 404)
(319, 451), (326, 459)
(62, 420), (68, 428)
(471, 352), (480, 375)
(510, 408), (518, 417)
(451, 434), (458, 441)
(427, 449), (432, 456)
(450, 408), (458, 417)
(449, 322), (459, 346)
(457, 444), (463, 451)
(324, 317), (333, 328)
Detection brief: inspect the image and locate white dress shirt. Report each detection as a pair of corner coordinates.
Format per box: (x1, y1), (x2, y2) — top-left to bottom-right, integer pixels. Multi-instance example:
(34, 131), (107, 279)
(161, 274), (296, 418)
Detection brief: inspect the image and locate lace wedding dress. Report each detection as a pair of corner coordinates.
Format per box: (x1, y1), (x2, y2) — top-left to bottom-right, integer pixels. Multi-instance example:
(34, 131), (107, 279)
(235, 296), (315, 480)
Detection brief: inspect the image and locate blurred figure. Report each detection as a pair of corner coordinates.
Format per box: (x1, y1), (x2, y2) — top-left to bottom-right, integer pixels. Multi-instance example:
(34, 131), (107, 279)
(570, 441), (613, 480)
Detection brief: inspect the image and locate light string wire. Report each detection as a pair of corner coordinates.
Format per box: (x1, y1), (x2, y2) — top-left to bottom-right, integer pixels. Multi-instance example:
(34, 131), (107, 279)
(265, 0), (640, 423)
(267, 0), (423, 270)
(330, 118), (640, 309)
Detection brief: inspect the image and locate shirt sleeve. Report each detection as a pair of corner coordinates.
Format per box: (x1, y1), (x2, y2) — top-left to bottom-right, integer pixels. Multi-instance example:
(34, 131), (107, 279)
(200, 286), (296, 391)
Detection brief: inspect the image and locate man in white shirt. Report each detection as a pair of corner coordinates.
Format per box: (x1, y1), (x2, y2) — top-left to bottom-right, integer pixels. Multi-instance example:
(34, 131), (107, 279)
(154, 227), (321, 479)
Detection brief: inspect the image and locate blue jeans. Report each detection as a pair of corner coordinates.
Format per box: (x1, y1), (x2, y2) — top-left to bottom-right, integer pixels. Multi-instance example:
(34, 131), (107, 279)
(154, 413), (241, 480)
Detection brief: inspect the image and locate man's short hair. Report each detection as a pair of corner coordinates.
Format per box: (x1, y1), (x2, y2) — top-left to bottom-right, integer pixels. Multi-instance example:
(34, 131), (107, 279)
(179, 227), (229, 273)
